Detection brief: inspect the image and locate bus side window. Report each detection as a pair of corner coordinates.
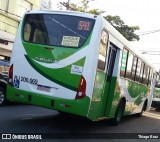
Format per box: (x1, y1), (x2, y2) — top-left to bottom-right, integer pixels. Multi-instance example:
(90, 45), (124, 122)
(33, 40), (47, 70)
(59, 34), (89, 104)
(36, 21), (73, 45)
(142, 65), (149, 85)
(135, 58), (141, 82)
(131, 56), (138, 81)
(120, 48), (128, 77)
(125, 51), (133, 80)
(149, 69), (153, 85)
(139, 62), (145, 83)
(97, 31), (108, 70)
(147, 67), (150, 85)
(147, 68), (151, 85)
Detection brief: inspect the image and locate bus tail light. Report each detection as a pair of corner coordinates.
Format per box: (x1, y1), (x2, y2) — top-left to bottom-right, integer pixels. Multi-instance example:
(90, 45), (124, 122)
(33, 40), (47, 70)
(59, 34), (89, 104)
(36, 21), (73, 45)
(75, 76), (86, 99)
(8, 64), (13, 86)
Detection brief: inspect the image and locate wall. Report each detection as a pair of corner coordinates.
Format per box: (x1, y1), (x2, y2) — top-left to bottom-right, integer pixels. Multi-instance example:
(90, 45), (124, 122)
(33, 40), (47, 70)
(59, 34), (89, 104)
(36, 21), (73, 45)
(0, 0), (41, 60)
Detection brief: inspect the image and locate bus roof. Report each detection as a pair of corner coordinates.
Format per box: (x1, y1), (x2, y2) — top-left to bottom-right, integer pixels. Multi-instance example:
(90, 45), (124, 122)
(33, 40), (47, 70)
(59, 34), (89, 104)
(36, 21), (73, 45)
(27, 10), (96, 19)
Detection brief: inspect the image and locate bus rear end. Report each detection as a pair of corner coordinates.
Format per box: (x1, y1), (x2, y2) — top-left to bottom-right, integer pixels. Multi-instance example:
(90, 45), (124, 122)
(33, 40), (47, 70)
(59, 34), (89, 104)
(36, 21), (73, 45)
(7, 11), (95, 117)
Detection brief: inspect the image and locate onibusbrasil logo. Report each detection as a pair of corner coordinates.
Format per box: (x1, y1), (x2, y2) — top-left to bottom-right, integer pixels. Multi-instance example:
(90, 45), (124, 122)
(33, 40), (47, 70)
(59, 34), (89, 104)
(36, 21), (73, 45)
(1, 134), (42, 140)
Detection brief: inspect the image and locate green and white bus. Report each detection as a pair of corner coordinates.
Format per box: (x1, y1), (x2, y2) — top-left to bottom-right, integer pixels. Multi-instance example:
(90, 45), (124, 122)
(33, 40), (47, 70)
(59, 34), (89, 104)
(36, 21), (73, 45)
(7, 10), (156, 124)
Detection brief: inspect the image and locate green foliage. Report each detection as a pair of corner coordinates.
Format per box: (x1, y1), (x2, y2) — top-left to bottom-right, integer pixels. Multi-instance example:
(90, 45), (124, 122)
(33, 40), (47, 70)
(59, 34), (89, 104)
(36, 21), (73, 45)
(104, 15), (140, 41)
(69, 3), (85, 12)
(69, 0), (90, 12)
(88, 9), (105, 15)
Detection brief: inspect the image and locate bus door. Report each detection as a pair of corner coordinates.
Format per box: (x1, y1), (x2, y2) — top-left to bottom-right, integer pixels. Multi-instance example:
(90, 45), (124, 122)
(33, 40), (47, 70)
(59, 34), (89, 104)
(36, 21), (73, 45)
(102, 44), (117, 117)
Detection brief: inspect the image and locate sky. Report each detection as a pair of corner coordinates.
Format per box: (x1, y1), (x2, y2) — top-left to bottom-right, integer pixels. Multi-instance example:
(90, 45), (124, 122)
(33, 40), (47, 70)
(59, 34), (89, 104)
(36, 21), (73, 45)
(52, 0), (160, 71)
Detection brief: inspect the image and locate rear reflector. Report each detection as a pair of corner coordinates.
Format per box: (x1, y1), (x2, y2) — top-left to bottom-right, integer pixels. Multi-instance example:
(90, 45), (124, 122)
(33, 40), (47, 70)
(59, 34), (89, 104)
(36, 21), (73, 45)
(8, 64), (13, 86)
(75, 75), (86, 99)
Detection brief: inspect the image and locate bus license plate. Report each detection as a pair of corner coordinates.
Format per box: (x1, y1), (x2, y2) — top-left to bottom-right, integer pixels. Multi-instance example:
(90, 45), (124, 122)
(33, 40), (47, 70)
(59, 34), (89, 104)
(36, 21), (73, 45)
(37, 85), (51, 92)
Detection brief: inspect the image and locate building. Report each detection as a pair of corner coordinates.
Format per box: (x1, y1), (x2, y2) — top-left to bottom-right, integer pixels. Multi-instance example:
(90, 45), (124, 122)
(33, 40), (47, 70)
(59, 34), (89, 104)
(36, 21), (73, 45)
(0, 0), (41, 61)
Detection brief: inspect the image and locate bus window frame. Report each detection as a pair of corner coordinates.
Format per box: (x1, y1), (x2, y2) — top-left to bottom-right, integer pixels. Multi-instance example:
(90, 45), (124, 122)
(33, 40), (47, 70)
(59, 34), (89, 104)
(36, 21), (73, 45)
(139, 62), (145, 84)
(97, 29), (109, 71)
(106, 43), (117, 81)
(22, 13), (96, 49)
(147, 68), (151, 85)
(120, 47), (129, 78)
(125, 51), (134, 80)
(142, 64), (149, 85)
(135, 58), (141, 83)
(148, 69), (153, 85)
(119, 48), (153, 86)
(131, 55), (138, 81)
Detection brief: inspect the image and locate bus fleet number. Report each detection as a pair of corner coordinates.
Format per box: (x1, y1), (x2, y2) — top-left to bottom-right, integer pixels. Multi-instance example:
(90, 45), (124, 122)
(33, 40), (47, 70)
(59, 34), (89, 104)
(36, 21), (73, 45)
(21, 77), (38, 85)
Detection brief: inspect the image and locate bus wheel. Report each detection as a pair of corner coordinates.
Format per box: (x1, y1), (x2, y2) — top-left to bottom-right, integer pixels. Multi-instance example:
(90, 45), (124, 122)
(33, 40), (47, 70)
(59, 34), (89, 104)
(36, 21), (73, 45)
(58, 111), (69, 116)
(0, 87), (6, 106)
(112, 100), (125, 126)
(136, 100), (147, 117)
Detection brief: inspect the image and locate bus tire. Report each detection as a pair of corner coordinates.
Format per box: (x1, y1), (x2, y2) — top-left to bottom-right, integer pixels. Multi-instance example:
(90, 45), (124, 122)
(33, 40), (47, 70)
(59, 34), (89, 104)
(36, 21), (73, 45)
(58, 111), (69, 116)
(112, 99), (125, 126)
(0, 87), (6, 106)
(136, 100), (147, 117)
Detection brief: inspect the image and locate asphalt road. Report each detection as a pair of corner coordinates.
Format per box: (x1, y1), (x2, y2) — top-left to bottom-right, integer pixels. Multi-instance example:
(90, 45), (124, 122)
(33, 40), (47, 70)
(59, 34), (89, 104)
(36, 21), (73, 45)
(0, 104), (160, 142)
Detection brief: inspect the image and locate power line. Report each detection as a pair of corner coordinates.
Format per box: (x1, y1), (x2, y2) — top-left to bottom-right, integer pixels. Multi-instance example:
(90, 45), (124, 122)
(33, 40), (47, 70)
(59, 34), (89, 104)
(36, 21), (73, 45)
(137, 29), (160, 36)
(137, 29), (160, 34)
(142, 51), (160, 53)
(142, 53), (160, 55)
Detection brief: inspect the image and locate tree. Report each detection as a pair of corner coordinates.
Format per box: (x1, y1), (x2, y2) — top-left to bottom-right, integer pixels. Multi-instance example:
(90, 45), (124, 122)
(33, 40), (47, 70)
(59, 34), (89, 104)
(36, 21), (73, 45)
(104, 15), (140, 41)
(81, 0), (89, 12)
(88, 9), (105, 15)
(69, 3), (85, 12)
(66, 0), (91, 12)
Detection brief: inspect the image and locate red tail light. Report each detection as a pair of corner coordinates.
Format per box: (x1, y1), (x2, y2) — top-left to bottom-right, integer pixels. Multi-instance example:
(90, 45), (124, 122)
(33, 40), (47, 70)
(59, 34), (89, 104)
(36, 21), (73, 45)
(75, 75), (86, 99)
(8, 64), (13, 86)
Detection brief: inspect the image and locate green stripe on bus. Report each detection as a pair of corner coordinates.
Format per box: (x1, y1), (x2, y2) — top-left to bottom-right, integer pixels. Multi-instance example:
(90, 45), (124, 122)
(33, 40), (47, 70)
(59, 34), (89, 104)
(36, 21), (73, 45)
(7, 85), (90, 117)
(22, 31), (92, 62)
(25, 55), (85, 91)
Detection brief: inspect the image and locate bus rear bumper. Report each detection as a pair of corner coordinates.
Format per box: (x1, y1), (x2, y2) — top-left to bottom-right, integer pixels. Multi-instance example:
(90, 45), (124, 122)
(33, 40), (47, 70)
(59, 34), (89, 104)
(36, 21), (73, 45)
(7, 85), (90, 117)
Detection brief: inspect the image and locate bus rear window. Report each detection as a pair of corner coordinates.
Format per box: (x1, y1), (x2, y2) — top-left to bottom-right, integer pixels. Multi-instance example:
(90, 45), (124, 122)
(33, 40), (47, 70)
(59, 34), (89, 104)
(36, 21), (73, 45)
(23, 14), (95, 48)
